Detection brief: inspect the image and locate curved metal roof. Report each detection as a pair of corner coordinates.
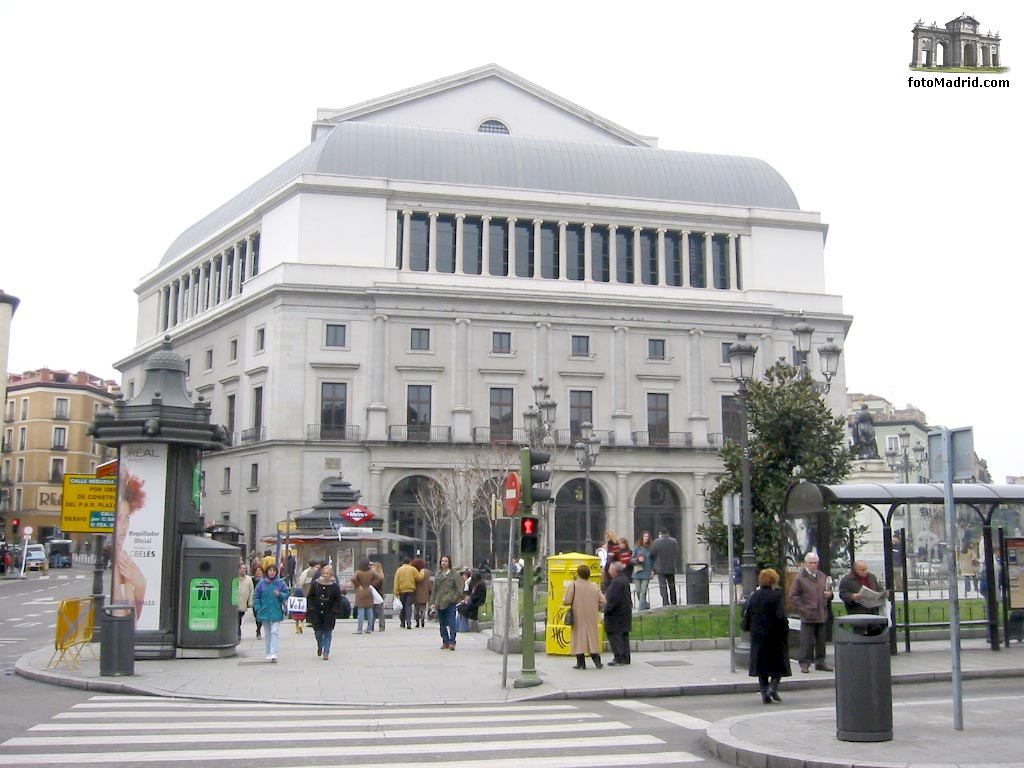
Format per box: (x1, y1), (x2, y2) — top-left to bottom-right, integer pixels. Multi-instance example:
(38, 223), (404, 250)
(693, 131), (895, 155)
(160, 121), (800, 267)
(799, 482), (1024, 509)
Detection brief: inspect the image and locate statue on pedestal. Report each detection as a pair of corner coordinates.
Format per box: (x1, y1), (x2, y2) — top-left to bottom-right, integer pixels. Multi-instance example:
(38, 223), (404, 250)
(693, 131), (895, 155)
(852, 404), (880, 460)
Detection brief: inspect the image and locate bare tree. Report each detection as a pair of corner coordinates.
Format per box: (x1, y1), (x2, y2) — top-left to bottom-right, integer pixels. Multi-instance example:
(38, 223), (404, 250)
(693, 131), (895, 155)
(468, 444), (518, 567)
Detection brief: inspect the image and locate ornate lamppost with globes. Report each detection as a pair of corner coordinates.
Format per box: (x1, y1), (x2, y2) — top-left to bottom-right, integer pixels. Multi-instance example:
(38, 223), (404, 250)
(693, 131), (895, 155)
(728, 334), (759, 599)
(886, 428), (928, 551)
(574, 421), (601, 555)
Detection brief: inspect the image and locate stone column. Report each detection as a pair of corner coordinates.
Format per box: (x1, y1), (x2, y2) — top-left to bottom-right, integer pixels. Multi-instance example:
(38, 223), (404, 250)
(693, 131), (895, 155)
(632, 226), (642, 284)
(616, 471), (630, 542)
(687, 329), (709, 446)
(535, 322), (551, 384)
(533, 219), (543, 279)
(608, 224), (618, 282)
(233, 242), (243, 296)
(157, 287), (168, 333)
(611, 326), (632, 445)
(452, 318), (472, 442)
(657, 228), (668, 286)
(192, 268), (202, 315)
(455, 214), (465, 275)
(680, 231), (691, 286)
(173, 280), (182, 326)
(215, 255), (225, 305)
(366, 314), (389, 441)
(558, 221), (567, 280)
(205, 262), (214, 311)
(703, 232), (714, 288)
(481, 216), (491, 275)
(428, 212), (438, 273)
(246, 233), (257, 278)
(401, 211), (412, 272)
(727, 234), (737, 290)
(583, 223), (593, 282)
(507, 217), (517, 276)
(369, 466), (384, 528)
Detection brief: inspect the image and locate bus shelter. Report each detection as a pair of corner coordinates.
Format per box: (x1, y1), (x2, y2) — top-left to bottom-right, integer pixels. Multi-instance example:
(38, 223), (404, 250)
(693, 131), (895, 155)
(785, 481), (1024, 654)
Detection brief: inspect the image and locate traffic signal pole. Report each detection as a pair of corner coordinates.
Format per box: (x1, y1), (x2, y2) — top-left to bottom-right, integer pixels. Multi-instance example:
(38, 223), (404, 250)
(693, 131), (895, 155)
(515, 447), (548, 689)
(514, 547), (541, 688)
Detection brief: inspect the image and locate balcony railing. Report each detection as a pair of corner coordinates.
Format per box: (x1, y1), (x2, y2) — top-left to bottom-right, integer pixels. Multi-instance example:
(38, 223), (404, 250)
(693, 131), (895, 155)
(631, 431), (692, 448)
(1, 442), (11, 453)
(706, 433), (724, 448)
(306, 424), (361, 441)
(553, 429), (616, 447)
(388, 424), (452, 443)
(239, 426), (267, 444)
(51, 442), (68, 451)
(472, 427), (529, 445)
(0, 477), (12, 486)
(53, 413), (70, 421)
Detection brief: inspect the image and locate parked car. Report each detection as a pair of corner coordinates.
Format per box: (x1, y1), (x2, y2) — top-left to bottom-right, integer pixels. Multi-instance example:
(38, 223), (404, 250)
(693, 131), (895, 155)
(24, 544), (47, 572)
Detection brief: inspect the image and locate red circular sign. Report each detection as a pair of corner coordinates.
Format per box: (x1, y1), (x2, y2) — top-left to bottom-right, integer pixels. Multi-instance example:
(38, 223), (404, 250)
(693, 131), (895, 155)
(503, 472), (522, 517)
(340, 504), (375, 525)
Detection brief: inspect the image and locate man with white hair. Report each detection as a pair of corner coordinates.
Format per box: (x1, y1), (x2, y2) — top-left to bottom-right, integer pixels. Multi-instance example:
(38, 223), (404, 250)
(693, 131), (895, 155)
(788, 552), (833, 673)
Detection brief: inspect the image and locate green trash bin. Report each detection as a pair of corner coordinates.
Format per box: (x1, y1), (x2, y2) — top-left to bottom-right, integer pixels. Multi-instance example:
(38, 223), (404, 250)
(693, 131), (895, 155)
(834, 614), (892, 742)
(100, 605), (136, 676)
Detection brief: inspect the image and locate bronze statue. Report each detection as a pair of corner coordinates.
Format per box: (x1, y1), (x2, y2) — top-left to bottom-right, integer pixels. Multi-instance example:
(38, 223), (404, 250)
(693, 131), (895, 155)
(852, 404), (880, 459)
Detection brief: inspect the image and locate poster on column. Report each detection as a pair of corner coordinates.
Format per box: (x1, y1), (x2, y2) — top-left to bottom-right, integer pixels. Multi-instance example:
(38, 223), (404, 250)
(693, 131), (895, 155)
(114, 444), (167, 630)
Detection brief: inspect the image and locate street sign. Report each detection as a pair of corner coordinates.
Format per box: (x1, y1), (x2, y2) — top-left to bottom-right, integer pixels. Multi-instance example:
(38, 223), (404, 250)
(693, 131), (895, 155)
(23, 525), (33, 536)
(61, 474), (117, 533)
(927, 427), (975, 482)
(503, 472), (522, 516)
(339, 504), (375, 525)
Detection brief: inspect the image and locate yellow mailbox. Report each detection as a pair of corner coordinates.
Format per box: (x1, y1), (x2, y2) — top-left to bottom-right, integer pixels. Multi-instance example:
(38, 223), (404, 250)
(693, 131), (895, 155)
(544, 552), (604, 656)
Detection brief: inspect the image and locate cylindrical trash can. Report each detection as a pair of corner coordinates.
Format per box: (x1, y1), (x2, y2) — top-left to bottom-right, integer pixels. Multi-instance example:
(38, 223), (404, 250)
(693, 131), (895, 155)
(834, 614), (891, 742)
(684, 563), (710, 605)
(100, 605), (136, 676)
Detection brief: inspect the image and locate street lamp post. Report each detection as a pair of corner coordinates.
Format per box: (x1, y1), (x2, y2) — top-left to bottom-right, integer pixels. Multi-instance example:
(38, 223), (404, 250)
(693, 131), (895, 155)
(793, 319), (843, 394)
(886, 428), (927, 550)
(574, 421), (601, 554)
(728, 334), (758, 599)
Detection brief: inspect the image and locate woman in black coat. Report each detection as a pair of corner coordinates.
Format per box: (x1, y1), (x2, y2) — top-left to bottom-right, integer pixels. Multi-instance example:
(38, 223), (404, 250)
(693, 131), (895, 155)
(743, 567), (791, 703)
(306, 564), (343, 661)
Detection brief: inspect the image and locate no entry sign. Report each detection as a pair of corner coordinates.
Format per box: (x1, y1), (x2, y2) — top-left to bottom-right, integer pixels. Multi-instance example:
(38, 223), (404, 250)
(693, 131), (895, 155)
(503, 472), (522, 516)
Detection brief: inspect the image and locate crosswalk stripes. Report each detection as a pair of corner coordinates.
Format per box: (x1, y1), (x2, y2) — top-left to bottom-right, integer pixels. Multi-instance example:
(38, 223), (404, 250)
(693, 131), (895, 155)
(1, 697), (707, 767)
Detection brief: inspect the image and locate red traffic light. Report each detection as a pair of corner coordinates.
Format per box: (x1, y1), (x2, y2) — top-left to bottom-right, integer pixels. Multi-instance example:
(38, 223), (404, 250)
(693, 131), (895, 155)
(11, 518), (19, 527)
(520, 516), (538, 536)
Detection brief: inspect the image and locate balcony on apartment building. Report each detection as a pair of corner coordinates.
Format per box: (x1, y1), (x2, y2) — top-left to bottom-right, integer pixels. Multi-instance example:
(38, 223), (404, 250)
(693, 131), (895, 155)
(387, 425), (452, 443)
(306, 424), (362, 441)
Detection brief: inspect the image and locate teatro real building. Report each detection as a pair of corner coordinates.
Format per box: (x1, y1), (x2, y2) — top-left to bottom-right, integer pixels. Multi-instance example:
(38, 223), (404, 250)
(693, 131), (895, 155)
(116, 64), (850, 572)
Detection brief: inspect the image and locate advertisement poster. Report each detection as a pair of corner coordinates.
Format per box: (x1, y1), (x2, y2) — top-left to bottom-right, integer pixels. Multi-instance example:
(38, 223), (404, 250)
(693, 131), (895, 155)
(114, 444), (167, 631)
(1006, 538), (1024, 611)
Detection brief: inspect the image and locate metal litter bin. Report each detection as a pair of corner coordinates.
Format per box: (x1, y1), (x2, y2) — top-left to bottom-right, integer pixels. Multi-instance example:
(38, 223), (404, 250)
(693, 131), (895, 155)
(684, 562), (710, 605)
(100, 604), (136, 676)
(834, 614), (891, 742)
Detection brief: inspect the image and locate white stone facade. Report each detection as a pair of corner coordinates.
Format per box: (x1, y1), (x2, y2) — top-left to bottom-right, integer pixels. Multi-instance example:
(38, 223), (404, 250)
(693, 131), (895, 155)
(118, 65), (851, 569)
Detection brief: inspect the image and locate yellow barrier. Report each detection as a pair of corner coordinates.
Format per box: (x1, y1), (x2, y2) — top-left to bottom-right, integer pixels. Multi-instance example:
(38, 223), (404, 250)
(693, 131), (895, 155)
(47, 598), (97, 670)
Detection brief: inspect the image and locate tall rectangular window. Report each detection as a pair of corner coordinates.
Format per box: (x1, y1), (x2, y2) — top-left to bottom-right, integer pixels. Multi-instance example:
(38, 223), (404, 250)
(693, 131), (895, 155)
(734, 237), (742, 290)
(20, 399), (28, 420)
(591, 226), (610, 282)
(205, 348), (213, 370)
(16, 458), (24, 482)
(539, 222), (559, 279)
(688, 233), (706, 288)
(569, 390), (593, 441)
(223, 467), (231, 491)
(410, 213), (429, 271)
(255, 327), (265, 352)
(639, 229), (658, 285)
(436, 215), (456, 274)
(252, 386), (263, 430)
(5, 400), (13, 421)
(249, 463), (259, 489)
(18, 427), (26, 450)
(396, 212), (404, 268)
(722, 395), (743, 443)
(514, 220), (534, 277)
(54, 398), (70, 419)
(571, 335), (590, 357)
(489, 388), (514, 440)
(462, 216), (483, 275)
(407, 385), (432, 440)
(615, 228), (634, 283)
(321, 383), (348, 438)
(229, 338), (238, 361)
(712, 234), (730, 289)
(566, 224), (585, 280)
(665, 232), (683, 286)
(325, 324), (347, 347)
(53, 426), (67, 449)
(491, 331), (511, 354)
(488, 217), (508, 276)
(410, 328), (431, 351)
(50, 457), (65, 482)
(647, 393), (670, 444)
(226, 394), (236, 437)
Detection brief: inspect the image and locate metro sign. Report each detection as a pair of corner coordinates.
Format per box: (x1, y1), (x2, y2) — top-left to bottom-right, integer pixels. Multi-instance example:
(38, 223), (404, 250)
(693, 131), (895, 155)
(339, 504), (375, 525)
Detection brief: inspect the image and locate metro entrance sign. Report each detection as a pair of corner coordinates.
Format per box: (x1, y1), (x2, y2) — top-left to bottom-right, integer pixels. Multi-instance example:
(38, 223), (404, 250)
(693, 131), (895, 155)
(339, 504), (375, 525)
(503, 472), (522, 516)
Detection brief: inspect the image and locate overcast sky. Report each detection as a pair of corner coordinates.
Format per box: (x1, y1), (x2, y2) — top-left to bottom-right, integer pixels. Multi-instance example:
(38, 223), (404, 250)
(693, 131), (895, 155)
(2, 2), (1020, 480)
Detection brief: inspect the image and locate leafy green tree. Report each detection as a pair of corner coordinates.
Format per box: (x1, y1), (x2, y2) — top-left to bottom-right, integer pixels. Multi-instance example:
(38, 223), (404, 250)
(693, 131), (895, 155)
(697, 361), (862, 572)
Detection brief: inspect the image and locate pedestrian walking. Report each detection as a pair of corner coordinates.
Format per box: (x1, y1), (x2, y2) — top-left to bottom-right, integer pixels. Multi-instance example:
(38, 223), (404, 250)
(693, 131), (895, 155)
(350, 559), (376, 634)
(393, 555), (421, 629)
(412, 557), (431, 627)
(307, 564), (343, 661)
(633, 531), (653, 610)
(370, 561), (387, 631)
(743, 568), (791, 703)
(236, 563), (254, 640)
(457, 570), (487, 632)
(604, 561), (632, 665)
(251, 565), (264, 638)
(432, 554), (463, 650)
(650, 527), (679, 606)
(601, 530), (621, 588)
(253, 564), (289, 662)
(788, 552), (833, 673)
(564, 563), (606, 669)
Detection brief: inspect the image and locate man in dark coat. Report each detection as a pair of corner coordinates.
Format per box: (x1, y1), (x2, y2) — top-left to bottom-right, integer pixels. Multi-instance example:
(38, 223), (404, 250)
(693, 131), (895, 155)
(788, 552), (833, 672)
(604, 562), (633, 665)
(838, 560), (882, 616)
(649, 528), (679, 606)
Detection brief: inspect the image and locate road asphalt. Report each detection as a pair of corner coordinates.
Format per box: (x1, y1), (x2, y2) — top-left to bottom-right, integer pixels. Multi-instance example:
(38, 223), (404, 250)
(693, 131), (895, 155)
(14, 613), (1024, 768)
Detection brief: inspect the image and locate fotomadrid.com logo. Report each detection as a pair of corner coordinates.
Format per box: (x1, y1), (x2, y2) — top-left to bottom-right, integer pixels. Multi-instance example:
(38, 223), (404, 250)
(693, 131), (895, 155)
(908, 14), (1009, 88)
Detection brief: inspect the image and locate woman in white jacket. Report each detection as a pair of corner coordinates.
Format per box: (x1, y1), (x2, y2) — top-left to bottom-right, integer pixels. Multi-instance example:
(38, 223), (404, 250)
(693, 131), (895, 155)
(236, 562), (254, 640)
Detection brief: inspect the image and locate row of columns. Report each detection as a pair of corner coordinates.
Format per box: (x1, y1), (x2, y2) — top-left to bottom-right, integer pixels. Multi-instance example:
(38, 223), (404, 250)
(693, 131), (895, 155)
(158, 233), (259, 333)
(398, 211), (741, 290)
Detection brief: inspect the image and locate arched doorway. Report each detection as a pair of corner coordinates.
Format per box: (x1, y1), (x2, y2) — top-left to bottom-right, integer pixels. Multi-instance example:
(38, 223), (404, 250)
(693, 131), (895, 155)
(963, 42), (977, 67)
(388, 476), (443, 563)
(936, 40), (948, 66)
(633, 479), (683, 547)
(554, 478), (606, 555)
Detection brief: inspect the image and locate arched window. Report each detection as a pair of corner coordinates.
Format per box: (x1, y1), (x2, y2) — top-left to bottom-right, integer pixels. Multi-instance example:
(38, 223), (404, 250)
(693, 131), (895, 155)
(478, 119), (510, 135)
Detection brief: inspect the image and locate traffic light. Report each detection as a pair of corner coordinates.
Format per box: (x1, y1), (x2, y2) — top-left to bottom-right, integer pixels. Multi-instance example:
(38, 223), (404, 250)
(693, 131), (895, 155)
(520, 515), (539, 554)
(520, 447), (551, 508)
(11, 518), (20, 536)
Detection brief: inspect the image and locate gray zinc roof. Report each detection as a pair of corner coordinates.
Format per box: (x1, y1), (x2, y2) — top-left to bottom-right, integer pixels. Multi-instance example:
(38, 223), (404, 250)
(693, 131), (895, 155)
(160, 121), (800, 267)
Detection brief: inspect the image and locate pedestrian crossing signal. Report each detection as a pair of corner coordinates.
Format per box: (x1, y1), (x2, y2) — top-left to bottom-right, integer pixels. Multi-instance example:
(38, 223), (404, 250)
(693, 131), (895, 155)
(520, 516), (539, 554)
